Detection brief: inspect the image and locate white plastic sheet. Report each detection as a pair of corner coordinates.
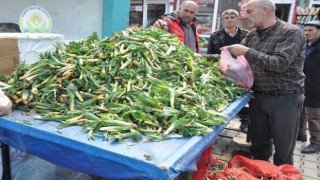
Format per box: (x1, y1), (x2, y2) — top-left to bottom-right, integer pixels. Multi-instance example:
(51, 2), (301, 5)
(0, 82), (12, 116)
(0, 33), (64, 64)
(0, 94), (251, 179)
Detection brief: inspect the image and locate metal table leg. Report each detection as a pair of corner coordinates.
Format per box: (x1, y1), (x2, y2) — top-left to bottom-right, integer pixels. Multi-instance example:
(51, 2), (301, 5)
(1, 142), (11, 180)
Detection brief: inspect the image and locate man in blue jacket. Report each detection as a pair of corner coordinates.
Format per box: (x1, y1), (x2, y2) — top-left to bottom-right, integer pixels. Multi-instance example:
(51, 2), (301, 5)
(300, 21), (320, 154)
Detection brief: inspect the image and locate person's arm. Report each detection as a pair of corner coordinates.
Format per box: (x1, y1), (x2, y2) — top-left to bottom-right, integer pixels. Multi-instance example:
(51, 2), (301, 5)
(206, 34), (216, 54)
(200, 54), (220, 61)
(153, 19), (169, 31)
(199, 33), (220, 61)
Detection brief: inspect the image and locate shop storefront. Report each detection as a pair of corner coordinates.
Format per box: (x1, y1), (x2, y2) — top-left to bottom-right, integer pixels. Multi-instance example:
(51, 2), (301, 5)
(129, 0), (175, 27)
(310, 0), (320, 7)
(129, 0), (298, 51)
(291, 0), (320, 30)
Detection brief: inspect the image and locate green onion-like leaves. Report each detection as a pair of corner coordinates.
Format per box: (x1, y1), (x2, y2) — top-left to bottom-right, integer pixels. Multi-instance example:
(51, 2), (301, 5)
(4, 27), (249, 142)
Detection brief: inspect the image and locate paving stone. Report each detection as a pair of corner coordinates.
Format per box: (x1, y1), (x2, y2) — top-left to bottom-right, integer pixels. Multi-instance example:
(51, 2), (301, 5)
(295, 142), (306, 150)
(212, 150), (223, 156)
(212, 141), (229, 149)
(219, 130), (240, 138)
(302, 176), (320, 180)
(216, 137), (233, 144)
(217, 153), (233, 162)
(300, 160), (319, 170)
(212, 142), (229, 155)
(300, 168), (320, 179)
(236, 132), (247, 138)
(220, 147), (234, 155)
(301, 153), (320, 163)
(226, 121), (240, 129)
(213, 121), (320, 179)
(294, 148), (303, 156)
(212, 146), (227, 155)
(293, 155), (302, 163)
(293, 161), (302, 170)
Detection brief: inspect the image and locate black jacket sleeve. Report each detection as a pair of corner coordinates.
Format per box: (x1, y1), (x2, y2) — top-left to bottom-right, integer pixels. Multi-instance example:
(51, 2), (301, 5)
(207, 34), (216, 54)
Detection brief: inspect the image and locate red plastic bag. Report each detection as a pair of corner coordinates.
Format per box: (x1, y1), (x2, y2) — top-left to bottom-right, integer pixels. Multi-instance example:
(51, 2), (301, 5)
(219, 47), (253, 89)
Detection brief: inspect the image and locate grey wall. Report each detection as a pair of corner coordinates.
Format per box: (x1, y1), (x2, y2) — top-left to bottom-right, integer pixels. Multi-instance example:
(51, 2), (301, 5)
(0, 0), (103, 40)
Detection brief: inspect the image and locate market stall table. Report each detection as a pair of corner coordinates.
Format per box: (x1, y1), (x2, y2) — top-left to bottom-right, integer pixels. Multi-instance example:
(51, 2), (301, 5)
(0, 94), (251, 180)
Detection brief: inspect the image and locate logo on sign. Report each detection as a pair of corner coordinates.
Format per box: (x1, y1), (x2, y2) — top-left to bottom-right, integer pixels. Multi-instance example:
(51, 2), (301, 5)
(19, 6), (52, 33)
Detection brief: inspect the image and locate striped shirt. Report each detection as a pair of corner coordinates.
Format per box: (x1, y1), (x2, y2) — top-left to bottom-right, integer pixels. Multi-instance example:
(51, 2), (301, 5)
(181, 24), (197, 52)
(242, 19), (305, 91)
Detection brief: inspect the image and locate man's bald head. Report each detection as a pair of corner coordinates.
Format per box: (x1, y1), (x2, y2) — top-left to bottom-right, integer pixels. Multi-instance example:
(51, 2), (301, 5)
(178, 0), (198, 24)
(245, 0), (277, 29)
(247, 0), (276, 13)
(181, 0), (198, 9)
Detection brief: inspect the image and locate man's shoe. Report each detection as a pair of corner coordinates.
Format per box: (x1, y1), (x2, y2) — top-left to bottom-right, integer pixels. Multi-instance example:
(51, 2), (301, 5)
(239, 123), (248, 133)
(301, 144), (320, 154)
(297, 135), (307, 142)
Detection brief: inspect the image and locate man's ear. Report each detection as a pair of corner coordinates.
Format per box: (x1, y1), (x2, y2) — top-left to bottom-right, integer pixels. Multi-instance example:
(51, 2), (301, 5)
(263, 6), (269, 15)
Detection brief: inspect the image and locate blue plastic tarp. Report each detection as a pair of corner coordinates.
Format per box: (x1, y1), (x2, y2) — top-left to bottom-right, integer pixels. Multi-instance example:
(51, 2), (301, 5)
(0, 94), (251, 180)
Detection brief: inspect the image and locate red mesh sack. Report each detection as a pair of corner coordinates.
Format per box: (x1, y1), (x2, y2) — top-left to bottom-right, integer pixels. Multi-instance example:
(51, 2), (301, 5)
(277, 164), (302, 180)
(228, 155), (280, 178)
(192, 147), (217, 180)
(207, 167), (259, 180)
(228, 155), (302, 179)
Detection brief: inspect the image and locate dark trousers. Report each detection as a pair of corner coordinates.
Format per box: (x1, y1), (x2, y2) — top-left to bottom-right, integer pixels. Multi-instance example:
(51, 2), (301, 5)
(238, 106), (249, 125)
(305, 107), (320, 144)
(249, 93), (304, 165)
(298, 107), (307, 137)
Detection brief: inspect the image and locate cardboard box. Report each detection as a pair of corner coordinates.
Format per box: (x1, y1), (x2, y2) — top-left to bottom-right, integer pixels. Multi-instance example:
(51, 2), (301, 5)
(0, 37), (20, 75)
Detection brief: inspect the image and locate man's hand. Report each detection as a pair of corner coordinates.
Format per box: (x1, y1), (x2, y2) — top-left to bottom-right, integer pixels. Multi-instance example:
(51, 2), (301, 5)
(153, 19), (168, 29)
(224, 44), (249, 56)
(194, 53), (201, 57)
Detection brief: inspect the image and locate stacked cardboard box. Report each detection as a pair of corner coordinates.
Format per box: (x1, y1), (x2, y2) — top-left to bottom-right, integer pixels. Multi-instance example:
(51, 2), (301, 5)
(0, 37), (20, 74)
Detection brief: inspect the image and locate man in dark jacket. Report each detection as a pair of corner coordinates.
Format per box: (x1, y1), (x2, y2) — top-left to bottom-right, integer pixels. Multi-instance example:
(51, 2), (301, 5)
(207, 9), (248, 55)
(300, 21), (320, 154)
(205, 9), (249, 133)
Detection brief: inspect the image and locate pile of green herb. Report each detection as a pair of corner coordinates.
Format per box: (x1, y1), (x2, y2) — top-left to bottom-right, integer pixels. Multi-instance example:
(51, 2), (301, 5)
(4, 27), (248, 142)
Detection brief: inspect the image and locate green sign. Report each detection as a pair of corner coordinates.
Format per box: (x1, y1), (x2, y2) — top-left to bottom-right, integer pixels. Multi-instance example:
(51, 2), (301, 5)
(19, 6), (52, 33)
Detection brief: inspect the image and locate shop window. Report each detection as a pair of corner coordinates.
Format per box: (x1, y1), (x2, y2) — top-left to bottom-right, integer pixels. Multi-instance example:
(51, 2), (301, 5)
(195, 0), (215, 35)
(179, 0), (215, 35)
(147, 4), (166, 26)
(294, 5), (320, 30)
(180, 0), (215, 50)
(129, 0), (143, 27)
(275, 4), (290, 22)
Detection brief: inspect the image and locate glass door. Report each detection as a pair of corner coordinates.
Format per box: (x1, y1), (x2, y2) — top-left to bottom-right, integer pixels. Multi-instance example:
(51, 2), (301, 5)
(143, 0), (170, 26)
(147, 3), (166, 26)
(129, 0), (144, 27)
